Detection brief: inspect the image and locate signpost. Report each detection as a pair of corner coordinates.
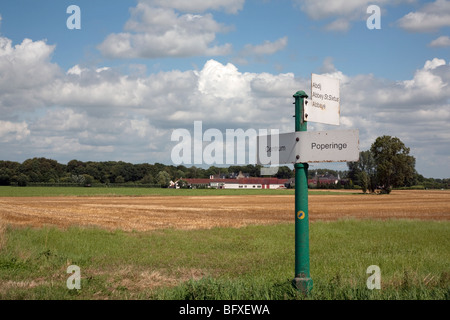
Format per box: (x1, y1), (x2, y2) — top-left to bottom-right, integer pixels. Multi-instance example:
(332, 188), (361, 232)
(304, 73), (340, 126)
(291, 91), (313, 294)
(256, 74), (358, 295)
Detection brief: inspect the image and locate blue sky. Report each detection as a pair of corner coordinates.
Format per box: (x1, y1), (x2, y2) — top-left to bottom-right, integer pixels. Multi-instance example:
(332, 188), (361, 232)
(0, 0), (449, 178)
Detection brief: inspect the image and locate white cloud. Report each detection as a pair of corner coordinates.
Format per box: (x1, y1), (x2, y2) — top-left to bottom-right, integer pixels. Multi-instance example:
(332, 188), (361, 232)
(424, 57), (447, 70)
(197, 59), (252, 99)
(0, 120), (30, 142)
(66, 65), (86, 75)
(320, 57), (337, 73)
(140, 0), (245, 14)
(295, 0), (427, 32)
(398, 13), (450, 33)
(295, 0), (377, 20)
(1, 33), (449, 176)
(317, 57), (350, 83)
(402, 58), (448, 96)
(0, 37), (60, 92)
(0, 37), (62, 117)
(233, 37), (288, 65)
(241, 37), (288, 56)
(429, 35), (450, 47)
(43, 71), (151, 109)
(98, 4), (232, 59)
(324, 18), (351, 32)
(32, 108), (87, 132)
(397, 0), (450, 32)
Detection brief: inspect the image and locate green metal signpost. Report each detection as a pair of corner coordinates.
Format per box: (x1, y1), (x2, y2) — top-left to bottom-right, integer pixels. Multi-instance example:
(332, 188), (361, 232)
(292, 91), (313, 294)
(257, 82), (352, 294)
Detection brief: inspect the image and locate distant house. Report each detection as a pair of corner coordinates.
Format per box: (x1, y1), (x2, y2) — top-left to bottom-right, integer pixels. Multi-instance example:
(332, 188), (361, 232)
(308, 173), (343, 186)
(235, 171), (250, 179)
(209, 173), (227, 180)
(185, 177), (288, 189)
(209, 171), (250, 180)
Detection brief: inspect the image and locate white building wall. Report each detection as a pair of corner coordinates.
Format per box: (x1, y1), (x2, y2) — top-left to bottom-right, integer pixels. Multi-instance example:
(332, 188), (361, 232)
(269, 184), (285, 189)
(223, 184), (262, 189)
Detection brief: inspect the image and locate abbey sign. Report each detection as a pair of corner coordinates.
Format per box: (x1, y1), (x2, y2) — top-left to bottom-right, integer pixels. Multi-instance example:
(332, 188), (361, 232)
(304, 73), (340, 126)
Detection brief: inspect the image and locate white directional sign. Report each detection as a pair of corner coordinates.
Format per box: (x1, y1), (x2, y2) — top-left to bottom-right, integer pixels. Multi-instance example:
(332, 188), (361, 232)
(296, 129), (359, 163)
(256, 132), (299, 165)
(304, 74), (340, 125)
(257, 129), (359, 165)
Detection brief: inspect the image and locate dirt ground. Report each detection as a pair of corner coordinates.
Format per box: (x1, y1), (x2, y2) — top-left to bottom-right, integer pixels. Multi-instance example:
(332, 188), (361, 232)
(0, 190), (448, 231)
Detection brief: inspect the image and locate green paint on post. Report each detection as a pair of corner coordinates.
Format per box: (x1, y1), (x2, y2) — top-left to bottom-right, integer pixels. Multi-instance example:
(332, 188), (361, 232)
(292, 91), (313, 294)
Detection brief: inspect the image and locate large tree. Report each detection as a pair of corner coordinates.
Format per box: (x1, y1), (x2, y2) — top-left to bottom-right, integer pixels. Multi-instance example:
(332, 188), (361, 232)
(370, 136), (415, 194)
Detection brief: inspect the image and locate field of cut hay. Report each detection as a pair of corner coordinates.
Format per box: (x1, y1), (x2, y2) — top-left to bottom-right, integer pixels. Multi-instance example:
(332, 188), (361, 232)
(0, 190), (448, 231)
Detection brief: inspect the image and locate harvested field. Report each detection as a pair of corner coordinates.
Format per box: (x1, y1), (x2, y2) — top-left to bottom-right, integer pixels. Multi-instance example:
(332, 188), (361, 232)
(0, 190), (448, 231)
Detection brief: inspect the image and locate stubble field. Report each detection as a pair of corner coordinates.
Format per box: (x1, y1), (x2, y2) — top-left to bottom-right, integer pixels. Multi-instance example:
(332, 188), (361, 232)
(0, 190), (448, 231)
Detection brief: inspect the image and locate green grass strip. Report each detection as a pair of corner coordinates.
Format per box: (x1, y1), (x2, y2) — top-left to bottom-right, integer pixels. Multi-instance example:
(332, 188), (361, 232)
(0, 219), (448, 300)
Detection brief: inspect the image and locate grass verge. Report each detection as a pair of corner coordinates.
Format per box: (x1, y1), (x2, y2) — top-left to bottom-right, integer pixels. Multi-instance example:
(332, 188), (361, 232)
(0, 219), (448, 300)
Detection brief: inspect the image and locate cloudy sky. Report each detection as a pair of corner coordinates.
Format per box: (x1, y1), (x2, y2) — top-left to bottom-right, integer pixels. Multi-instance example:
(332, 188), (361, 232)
(0, 0), (449, 178)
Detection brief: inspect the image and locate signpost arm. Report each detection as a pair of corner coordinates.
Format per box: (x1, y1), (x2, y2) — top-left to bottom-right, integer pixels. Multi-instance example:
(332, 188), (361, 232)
(292, 91), (313, 294)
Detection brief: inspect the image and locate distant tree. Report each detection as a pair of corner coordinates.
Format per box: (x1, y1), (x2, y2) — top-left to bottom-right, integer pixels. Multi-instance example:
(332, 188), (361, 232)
(357, 171), (370, 193)
(370, 136), (415, 194)
(20, 157), (65, 182)
(348, 150), (377, 193)
(0, 161), (20, 185)
(71, 174), (85, 185)
(177, 179), (189, 189)
(85, 163), (101, 181)
(115, 175), (125, 184)
(276, 166), (294, 179)
(83, 174), (94, 187)
(140, 174), (154, 184)
(156, 171), (171, 188)
(67, 159), (85, 175)
(175, 170), (186, 179)
(244, 164), (260, 177)
(17, 173), (29, 187)
(110, 161), (138, 182)
(186, 166), (204, 179)
(205, 166), (219, 177)
(0, 168), (11, 186)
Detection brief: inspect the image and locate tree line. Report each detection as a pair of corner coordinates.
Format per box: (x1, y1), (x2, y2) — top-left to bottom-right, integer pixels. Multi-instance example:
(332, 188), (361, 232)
(0, 136), (447, 191)
(0, 159), (294, 188)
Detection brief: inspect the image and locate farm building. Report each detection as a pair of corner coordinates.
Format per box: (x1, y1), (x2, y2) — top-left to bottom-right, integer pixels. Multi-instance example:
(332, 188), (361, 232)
(307, 173), (348, 187)
(184, 177), (289, 189)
